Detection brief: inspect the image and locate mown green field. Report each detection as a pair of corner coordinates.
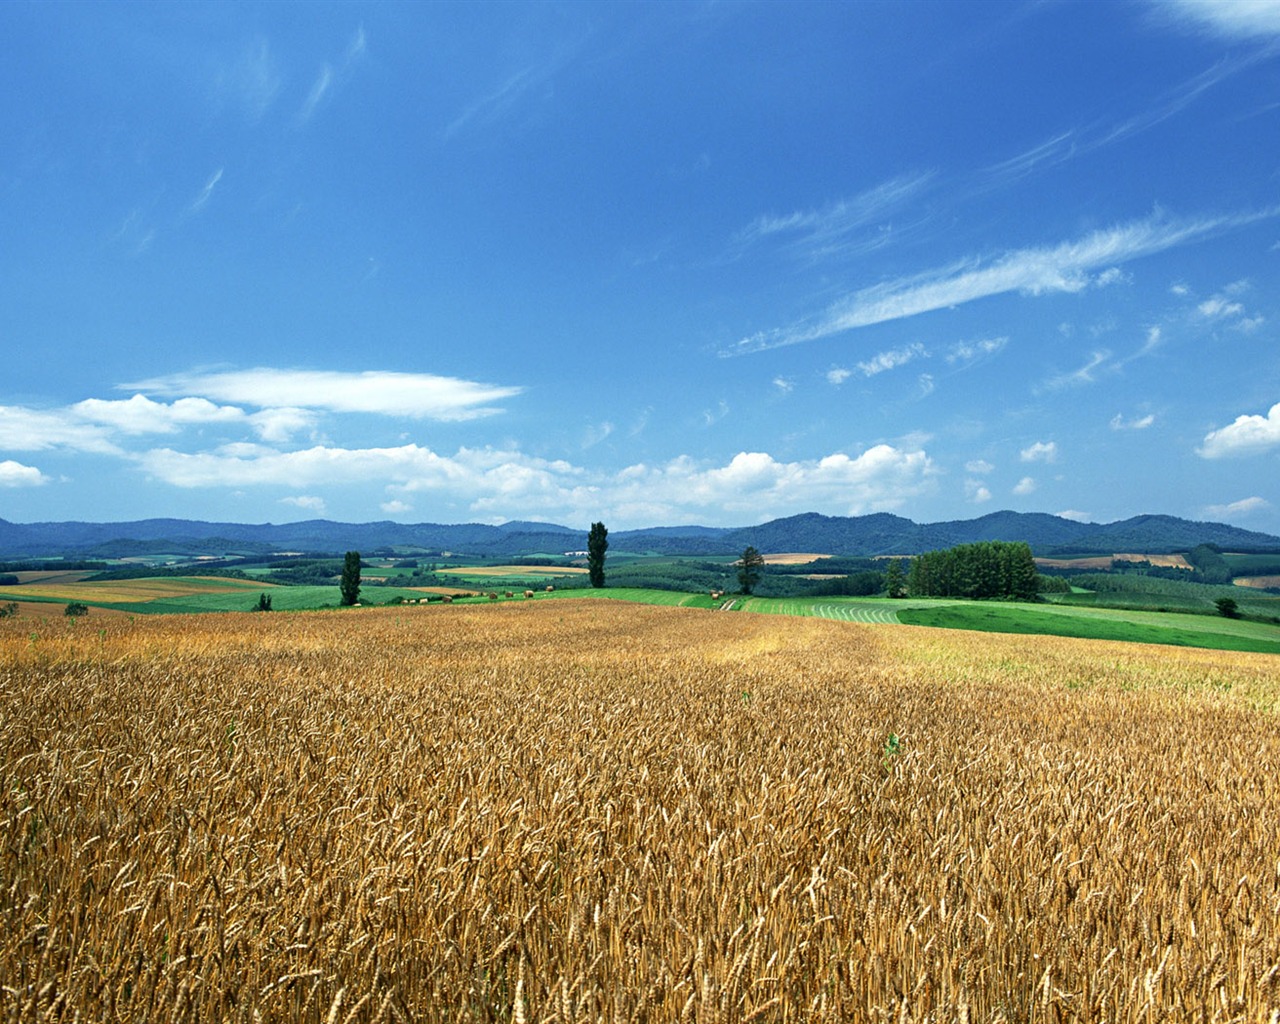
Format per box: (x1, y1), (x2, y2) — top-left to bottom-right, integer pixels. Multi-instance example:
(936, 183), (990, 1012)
(574, 590), (1280, 655)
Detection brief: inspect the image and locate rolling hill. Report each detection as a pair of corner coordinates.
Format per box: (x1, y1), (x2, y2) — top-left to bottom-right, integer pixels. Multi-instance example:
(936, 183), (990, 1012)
(2, 511), (1277, 560)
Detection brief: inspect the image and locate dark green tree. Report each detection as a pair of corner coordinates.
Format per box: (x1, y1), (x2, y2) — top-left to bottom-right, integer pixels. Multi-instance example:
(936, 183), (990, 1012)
(884, 558), (907, 598)
(738, 546), (765, 595)
(340, 551), (362, 606)
(64, 602), (89, 617)
(587, 522), (608, 588)
(255, 592), (273, 612)
(1215, 596), (1240, 619)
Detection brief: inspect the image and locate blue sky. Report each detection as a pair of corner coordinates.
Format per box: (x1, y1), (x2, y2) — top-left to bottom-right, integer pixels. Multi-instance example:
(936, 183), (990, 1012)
(2, 0), (1279, 532)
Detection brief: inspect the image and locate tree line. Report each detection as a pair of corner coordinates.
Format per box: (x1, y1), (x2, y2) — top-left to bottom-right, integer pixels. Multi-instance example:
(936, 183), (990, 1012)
(905, 540), (1039, 601)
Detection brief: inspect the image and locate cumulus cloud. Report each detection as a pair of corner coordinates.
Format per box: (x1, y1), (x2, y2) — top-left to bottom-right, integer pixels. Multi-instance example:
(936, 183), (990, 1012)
(71, 395), (246, 434)
(1205, 496), (1271, 519)
(133, 441), (936, 527)
(1013, 476), (1037, 496)
(964, 478), (992, 503)
(826, 368), (853, 386)
(127, 368), (523, 421)
(381, 499), (413, 515)
(965, 459), (995, 474)
(0, 405), (123, 455)
(281, 495), (327, 514)
(1020, 441), (1058, 463)
(1198, 401), (1280, 457)
(1057, 509), (1093, 523)
(0, 460), (49, 487)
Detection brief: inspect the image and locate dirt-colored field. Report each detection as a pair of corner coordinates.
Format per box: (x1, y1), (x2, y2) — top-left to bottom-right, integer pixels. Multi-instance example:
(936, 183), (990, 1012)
(1035, 553), (1193, 570)
(759, 553), (833, 565)
(440, 564), (589, 577)
(1, 575), (269, 604)
(0, 600), (134, 622)
(1235, 575), (1280, 589)
(2, 603), (1278, 1021)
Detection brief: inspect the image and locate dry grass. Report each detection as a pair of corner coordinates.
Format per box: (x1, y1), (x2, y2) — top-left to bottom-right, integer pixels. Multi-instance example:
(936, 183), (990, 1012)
(2, 603), (1279, 1022)
(759, 554), (833, 566)
(1035, 555), (1192, 571)
(443, 566), (590, 578)
(1235, 576), (1280, 590)
(3, 576), (269, 605)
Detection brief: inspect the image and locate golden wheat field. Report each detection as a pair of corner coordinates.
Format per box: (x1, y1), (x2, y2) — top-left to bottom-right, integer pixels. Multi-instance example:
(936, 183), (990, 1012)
(2, 602), (1279, 1023)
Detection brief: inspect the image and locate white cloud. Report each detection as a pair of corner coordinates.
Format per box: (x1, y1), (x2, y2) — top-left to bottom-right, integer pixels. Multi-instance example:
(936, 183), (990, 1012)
(1161, 0), (1280, 40)
(1110, 412), (1156, 430)
(772, 377), (794, 394)
(1170, 282), (1190, 296)
(0, 460), (49, 487)
(1013, 476), (1037, 496)
(735, 172), (934, 262)
(702, 400), (730, 426)
(1041, 350), (1111, 391)
(281, 495), (327, 514)
(189, 168), (224, 213)
(1198, 401), (1280, 457)
(858, 342), (927, 377)
(132, 441), (936, 528)
(1198, 296), (1245, 319)
(381, 499), (413, 515)
(966, 459), (995, 474)
(1020, 441), (1058, 463)
(1057, 509), (1093, 523)
(945, 337), (1008, 365)
(917, 374), (935, 397)
(582, 421), (614, 449)
(1094, 267), (1129, 287)
(0, 405), (122, 454)
(826, 368), (853, 386)
(71, 395), (246, 434)
(726, 209), (1277, 354)
(964, 479), (992, 503)
(1205, 496), (1272, 519)
(128, 368), (523, 421)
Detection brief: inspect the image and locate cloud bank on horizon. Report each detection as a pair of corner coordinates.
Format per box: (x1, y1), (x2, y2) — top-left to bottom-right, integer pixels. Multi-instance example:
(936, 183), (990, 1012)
(1, 1), (1278, 532)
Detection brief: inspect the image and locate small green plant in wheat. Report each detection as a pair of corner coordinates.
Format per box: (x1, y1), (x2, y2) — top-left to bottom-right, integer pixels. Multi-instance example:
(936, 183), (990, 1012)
(882, 732), (902, 772)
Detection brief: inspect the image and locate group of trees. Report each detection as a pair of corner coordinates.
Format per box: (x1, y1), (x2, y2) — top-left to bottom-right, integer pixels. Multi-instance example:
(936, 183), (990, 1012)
(906, 540), (1039, 601)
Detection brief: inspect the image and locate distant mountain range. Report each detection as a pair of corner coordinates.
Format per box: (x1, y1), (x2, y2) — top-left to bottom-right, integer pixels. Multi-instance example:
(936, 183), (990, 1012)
(2, 511), (1278, 560)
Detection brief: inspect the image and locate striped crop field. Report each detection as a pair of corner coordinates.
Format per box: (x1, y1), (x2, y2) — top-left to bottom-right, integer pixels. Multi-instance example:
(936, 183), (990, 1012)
(3, 601), (1279, 1021)
(742, 598), (902, 624)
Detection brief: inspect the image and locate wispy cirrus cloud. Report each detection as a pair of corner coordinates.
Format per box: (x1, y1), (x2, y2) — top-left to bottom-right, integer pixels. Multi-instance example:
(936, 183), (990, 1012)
(189, 168), (224, 214)
(1110, 412), (1156, 430)
(299, 25), (368, 122)
(724, 209), (1274, 355)
(127, 368), (523, 421)
(734, 172), (935, 263)
(1158, 0), (1280, 41)
(976, 43), (1276, 192)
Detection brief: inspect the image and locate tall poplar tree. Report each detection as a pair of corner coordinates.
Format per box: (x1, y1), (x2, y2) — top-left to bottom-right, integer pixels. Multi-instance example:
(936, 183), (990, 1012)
(587, 522), (608, 588)
(340, 551), (362, 606)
